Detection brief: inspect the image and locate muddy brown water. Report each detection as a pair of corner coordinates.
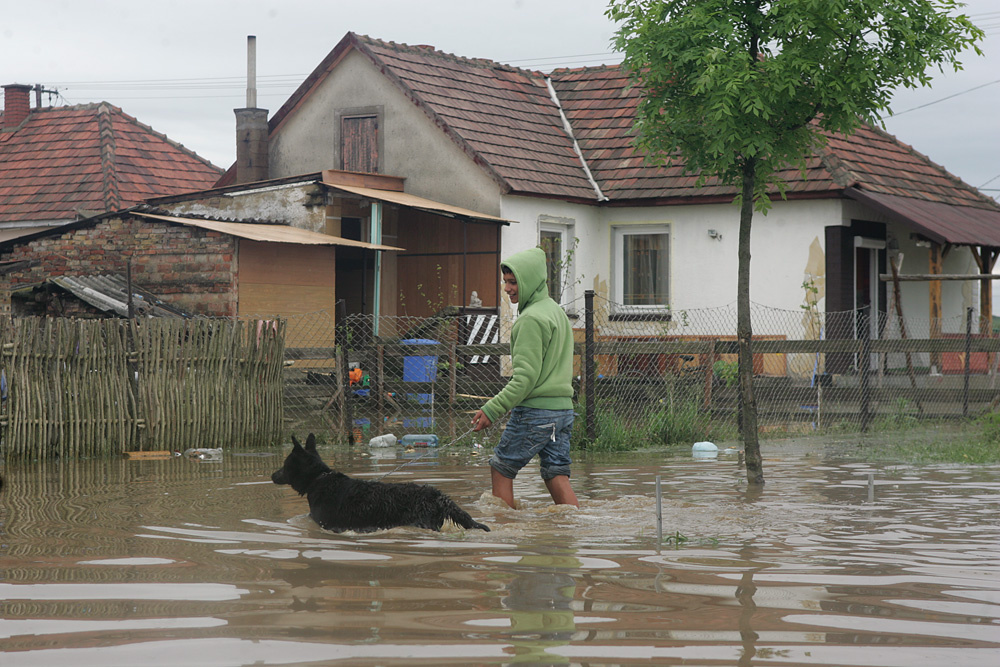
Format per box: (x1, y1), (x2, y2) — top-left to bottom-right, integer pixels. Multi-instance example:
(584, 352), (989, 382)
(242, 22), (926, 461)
(1, 438), (998, 666)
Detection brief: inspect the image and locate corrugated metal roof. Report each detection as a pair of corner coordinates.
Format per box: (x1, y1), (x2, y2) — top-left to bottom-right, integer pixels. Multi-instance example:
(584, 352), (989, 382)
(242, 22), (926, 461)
(322, 182), (511, 224)
(49, 274), (191, 318)
(133, 212), (404, 250)
(846, 188), (1000, 247)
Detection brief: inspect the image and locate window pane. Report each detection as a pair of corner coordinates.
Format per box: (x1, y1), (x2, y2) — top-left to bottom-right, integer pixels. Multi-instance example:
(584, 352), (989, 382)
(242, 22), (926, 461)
(539, 231), (563, 303)
(622, 232), (668, 306)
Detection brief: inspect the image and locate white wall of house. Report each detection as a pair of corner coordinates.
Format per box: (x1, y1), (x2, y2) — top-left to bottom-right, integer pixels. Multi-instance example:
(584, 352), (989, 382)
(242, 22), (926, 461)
(501, 195), (842, 317)
(499, 195), (602, 313)
(603, 199), (842, 315)
(268, 49), (503, 217)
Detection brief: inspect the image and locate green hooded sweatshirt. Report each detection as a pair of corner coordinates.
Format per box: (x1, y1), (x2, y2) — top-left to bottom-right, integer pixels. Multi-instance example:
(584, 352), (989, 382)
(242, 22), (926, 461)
(480, 247), (575, 423)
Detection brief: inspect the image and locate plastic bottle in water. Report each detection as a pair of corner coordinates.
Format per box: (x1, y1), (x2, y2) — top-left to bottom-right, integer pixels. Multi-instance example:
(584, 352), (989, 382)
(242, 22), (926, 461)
(368, 433), (398, 448)
(399, 434), (439, 447)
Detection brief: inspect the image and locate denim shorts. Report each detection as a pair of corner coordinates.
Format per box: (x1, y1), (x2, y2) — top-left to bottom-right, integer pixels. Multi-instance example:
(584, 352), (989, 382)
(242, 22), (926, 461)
(490, 406), (575, 481)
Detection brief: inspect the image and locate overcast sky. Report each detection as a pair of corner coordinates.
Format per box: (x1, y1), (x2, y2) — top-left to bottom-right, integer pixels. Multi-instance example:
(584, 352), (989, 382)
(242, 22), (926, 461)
(3, 0), (998, 198)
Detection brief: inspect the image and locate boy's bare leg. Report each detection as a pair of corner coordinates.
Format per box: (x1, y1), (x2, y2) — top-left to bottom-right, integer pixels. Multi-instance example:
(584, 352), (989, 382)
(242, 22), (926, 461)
(544, 475), (578, 507)
(491, 467), (516, 508)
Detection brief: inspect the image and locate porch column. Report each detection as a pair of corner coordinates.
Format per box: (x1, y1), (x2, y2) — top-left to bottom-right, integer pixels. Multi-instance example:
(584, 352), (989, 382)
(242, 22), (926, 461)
(929, 242), (943, 371)
(976, 246), (997, 336)
(371, 201), (383, 337)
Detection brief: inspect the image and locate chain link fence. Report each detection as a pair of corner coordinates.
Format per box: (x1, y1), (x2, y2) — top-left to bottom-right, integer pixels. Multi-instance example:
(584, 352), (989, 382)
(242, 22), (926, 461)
(280, 295), (1000, 447)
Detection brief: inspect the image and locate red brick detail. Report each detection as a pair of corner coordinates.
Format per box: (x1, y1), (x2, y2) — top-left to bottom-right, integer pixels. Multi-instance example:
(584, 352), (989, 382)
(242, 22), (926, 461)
(2, 215), (239, 317)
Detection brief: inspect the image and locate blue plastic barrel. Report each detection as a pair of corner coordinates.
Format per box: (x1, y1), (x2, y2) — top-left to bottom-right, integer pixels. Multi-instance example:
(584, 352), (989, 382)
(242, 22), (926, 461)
(401, 339), (439, 382)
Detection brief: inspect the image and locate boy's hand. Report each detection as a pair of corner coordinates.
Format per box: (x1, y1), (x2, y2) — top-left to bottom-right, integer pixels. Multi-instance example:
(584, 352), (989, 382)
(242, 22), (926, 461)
(471, 410), (492, 431)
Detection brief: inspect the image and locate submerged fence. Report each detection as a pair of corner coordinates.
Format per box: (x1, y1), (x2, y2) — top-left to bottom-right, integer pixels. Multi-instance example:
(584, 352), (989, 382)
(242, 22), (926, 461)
(282, 294), (1000, 446)
(0, 317), (285, 460)
(5, 292), (996, 460)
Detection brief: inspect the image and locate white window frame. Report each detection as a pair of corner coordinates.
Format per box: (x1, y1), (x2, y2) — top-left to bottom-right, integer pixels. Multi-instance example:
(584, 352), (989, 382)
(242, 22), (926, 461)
(539, 217), (576, 311)
(612, 224), (670, 312)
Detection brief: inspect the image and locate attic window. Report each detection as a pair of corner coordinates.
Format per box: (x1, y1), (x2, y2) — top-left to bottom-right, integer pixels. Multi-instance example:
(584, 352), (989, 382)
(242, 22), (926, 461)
(341, 114), (379, 173)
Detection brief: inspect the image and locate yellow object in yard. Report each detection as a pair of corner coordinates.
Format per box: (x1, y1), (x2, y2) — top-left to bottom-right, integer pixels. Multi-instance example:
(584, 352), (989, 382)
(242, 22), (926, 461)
(123, 451), (174, 460)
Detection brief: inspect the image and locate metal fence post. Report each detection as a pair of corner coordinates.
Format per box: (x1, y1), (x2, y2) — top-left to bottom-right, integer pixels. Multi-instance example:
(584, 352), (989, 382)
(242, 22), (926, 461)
(584, 290), (596, 444)
(964, 307), (973, 418)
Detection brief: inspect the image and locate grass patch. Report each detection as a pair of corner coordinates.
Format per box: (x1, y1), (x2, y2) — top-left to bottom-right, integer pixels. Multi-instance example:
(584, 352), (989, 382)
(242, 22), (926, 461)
(852, 421), (1000, 464)
(573, 399), (731, 453)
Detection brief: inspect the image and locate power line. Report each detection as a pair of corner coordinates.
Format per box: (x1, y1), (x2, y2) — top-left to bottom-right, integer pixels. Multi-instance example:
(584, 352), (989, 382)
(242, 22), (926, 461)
(883, 78), (1000, 118)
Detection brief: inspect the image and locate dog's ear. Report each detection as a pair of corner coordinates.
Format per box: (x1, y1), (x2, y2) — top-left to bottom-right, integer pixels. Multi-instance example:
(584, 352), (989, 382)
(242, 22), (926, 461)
(291, 435), (302, 450)
(305, 433), (317, 451)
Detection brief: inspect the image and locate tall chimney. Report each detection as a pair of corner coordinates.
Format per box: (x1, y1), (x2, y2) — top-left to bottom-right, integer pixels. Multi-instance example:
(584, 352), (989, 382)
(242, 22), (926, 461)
(234, 36), (269, 184)
(2, 83), (32, 131)
(246, 35), (257, 108)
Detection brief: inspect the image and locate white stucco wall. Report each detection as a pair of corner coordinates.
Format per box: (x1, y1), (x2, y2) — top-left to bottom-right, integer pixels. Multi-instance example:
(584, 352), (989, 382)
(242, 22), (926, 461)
(499, 196), (602, 310)
(602, 199), (843, 314)
(501, 195), (841, 312)
(499, 193), (979, 345)
(268, 50), (502, 216)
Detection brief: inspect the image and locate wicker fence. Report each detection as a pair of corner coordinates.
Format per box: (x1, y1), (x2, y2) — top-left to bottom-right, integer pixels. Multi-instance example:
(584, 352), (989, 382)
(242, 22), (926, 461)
(282, 294), (1000, 446)
(6, 294), (994, 460)
(0, 317), (285, 460)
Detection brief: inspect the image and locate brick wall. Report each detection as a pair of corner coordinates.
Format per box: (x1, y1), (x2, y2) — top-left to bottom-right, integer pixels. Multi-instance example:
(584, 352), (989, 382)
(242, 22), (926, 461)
(2, 215), (239, 317)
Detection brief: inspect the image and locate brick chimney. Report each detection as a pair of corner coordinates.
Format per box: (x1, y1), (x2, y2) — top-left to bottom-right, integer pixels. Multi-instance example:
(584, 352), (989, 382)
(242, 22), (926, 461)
(2, 83), (32, 131)
(234, 36), (269, 184)
(235, 107), (269, 184)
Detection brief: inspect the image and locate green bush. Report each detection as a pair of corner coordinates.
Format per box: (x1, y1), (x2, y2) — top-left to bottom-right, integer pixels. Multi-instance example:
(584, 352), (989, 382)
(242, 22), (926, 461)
(978, 411), (1000, 443)
(713, 360), (739, 388)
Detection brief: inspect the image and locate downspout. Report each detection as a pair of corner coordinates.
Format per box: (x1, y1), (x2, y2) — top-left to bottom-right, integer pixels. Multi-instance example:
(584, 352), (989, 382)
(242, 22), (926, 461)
(545, 77), (607, 202)
(370, 201), (383, 336)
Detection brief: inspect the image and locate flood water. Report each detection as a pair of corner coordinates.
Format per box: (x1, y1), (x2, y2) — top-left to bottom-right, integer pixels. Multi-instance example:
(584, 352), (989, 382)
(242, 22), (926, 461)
(1, 438), (999, 666)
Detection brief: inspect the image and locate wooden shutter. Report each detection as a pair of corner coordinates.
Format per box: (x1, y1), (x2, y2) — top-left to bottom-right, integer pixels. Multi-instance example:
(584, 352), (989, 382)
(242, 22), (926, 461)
(341, 115), (378, 173)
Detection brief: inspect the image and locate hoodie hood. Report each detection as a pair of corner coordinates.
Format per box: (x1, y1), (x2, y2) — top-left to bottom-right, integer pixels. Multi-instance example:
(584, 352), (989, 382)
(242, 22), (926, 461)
(502, 247), (549, 311)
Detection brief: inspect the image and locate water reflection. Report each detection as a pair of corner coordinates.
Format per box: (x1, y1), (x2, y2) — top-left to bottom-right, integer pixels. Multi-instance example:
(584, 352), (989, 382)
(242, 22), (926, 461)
(0, 443), (998, 666)
(736, 546), (763, 667)
(496, 553), (579, 664)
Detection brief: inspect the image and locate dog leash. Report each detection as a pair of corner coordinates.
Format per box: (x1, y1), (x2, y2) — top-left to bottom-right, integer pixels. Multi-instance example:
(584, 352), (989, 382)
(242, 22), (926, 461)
(375, 425), (481, 481)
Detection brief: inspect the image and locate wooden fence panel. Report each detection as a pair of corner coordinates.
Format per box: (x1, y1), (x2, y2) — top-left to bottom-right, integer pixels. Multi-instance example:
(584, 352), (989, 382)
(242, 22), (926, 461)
(0, 317), (285, 461)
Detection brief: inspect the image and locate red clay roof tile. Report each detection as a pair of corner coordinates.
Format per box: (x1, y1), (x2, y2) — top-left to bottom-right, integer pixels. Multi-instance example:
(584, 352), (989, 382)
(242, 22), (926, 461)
(271, 33), (998, 222)
(0, 102), (223, 224)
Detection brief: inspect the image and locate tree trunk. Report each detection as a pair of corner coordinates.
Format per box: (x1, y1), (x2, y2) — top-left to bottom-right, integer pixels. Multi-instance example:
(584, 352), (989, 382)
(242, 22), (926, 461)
(738, 161), (765, 485)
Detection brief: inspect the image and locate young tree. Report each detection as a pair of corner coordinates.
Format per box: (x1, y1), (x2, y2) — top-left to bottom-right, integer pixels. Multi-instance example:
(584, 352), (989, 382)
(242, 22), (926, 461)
(608, 0), (983, 485)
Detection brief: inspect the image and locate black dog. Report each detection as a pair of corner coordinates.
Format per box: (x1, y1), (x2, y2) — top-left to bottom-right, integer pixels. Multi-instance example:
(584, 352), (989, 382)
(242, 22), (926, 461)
(271, 433), (489, 533)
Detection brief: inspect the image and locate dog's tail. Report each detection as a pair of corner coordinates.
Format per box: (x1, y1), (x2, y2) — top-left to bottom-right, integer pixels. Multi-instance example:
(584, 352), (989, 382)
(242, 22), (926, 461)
(449, 506), (490, 532)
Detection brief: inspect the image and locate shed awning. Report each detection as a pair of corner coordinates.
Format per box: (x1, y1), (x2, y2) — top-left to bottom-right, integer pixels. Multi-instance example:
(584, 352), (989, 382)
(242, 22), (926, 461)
(322, 182), (511, 225)
(134, 212), (404, 250)
(846, 188), (1000, 247)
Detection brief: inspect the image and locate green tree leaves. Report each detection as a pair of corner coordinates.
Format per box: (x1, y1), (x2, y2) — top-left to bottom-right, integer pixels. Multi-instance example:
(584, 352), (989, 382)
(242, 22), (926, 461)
(608, 0), (984, 209)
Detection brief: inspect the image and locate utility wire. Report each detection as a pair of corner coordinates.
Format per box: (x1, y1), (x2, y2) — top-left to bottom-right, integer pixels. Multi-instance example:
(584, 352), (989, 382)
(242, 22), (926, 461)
(882, 78), (1000, 118)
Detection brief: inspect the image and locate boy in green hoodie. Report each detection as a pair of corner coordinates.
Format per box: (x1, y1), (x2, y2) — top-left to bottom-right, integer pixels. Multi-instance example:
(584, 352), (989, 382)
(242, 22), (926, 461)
(471, 247), (578, 508)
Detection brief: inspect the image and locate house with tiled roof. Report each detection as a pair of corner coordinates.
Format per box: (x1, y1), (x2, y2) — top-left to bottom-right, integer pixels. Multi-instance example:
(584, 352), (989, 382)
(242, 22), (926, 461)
(0, 83), (224, 241)
(214, 32), (1000, 374)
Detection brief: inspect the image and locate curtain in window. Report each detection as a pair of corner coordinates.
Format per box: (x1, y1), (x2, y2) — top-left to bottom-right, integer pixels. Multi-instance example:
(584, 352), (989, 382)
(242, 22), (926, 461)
(540, 231), (562, 302)
(623, 233), (668, 306)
